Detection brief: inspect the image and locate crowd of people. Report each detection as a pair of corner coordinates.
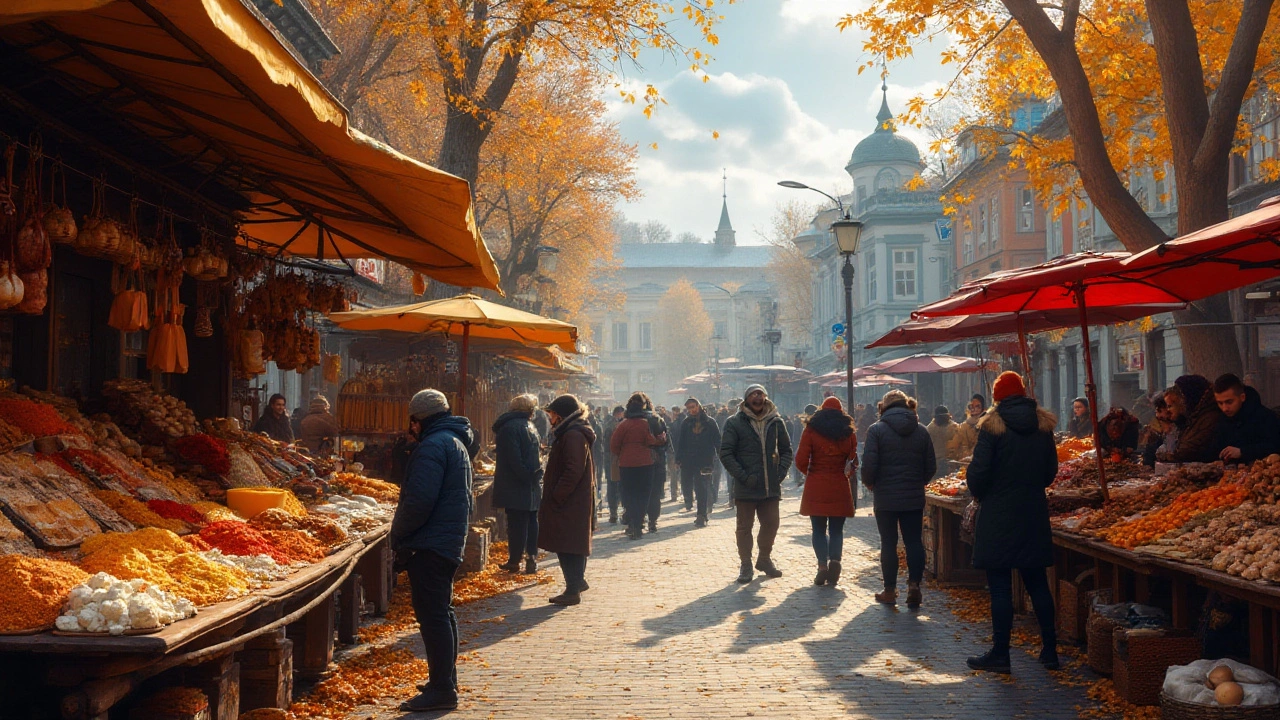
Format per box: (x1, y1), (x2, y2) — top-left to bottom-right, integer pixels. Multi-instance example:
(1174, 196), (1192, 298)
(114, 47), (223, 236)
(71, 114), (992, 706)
(358, 367), (1280, 711)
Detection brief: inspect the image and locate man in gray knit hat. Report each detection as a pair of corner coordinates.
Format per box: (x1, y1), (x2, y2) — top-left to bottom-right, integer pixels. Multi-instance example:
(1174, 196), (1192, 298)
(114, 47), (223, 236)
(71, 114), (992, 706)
(392, 389), (475, 712)
(719, 384), (793, 583)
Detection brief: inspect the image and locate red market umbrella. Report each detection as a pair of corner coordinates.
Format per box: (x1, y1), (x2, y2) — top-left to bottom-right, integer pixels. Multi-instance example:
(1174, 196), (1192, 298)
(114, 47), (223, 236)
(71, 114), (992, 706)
(867, 305), (1186, 349)
(868, 353), (998, 374)
(1119, 197), (1280, 296)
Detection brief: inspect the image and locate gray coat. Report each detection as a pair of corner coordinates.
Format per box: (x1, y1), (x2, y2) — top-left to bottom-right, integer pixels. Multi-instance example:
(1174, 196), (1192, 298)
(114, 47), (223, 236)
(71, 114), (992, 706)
(491, 411), (544, 511)
(860, 406), (936, 512)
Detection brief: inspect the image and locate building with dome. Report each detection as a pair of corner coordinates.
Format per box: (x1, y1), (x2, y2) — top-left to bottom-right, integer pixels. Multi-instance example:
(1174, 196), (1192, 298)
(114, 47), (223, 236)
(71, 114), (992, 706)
(795, 85), (950, 401)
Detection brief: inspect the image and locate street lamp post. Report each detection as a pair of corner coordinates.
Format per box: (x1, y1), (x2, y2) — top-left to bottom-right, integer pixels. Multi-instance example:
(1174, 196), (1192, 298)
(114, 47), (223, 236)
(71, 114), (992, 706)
(777, 180), (864, 410)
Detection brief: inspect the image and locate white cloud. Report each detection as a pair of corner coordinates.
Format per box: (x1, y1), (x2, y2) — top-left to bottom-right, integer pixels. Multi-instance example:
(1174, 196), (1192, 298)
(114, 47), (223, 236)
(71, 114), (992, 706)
(778, 0), (871, 30)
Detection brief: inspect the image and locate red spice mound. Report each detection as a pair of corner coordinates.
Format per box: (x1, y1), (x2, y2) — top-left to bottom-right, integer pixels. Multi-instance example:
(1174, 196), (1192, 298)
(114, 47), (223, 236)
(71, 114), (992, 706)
(146, 499), (206, 526)
(172, 434), (231, 475)
(0, 398), (78, 437)
(198, 520), (289, 564)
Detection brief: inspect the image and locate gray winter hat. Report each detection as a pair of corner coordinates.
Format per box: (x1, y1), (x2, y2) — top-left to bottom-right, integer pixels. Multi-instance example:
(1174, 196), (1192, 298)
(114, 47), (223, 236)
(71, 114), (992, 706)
(409, 389), (449, 420)
(744, 384), (767, 398)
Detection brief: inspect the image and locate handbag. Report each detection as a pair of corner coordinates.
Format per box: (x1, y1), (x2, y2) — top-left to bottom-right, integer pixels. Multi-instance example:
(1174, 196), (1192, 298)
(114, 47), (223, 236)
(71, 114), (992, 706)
(961, 498), (981, 535)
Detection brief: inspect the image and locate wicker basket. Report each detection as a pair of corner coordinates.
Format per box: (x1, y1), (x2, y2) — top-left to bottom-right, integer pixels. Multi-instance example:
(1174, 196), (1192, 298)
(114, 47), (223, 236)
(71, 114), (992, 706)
(1087, 612), (1121, 675)
(1058, 571), (1097, 643)
(1113, 628), (1201, 706)
(1160, 692), (1280, 720)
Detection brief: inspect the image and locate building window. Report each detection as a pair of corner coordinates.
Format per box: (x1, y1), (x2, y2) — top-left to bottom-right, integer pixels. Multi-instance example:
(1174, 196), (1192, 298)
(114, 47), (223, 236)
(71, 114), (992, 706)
(1076, 203), (1094, 250)
(978, 205), (987, 247)
(638, 322), (652, 350)
(893, 249), (916, 298)
(989, 197), (1000, 249)
(990, 260), (1001, 273)
(867, 250), (877, 304)
(713, 320), (728, 339)
(1155, 175), (1168, 212)
(612, 322), (628, 351)
(963, 239), (974, 265)
(874, 168), (900, 193)
(1018, 187), (1036, 231)
(638, 371), (655, 385)
(856, 186), (867, 211)
(1048, 214), (1063, 257)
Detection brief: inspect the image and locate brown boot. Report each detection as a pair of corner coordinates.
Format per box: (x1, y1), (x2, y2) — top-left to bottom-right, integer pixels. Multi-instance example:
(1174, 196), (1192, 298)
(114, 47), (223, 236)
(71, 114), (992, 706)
(906, 582), (922, 609)
(826, 560), (842, 586)
(875, 588), (897, 604)
(814, 563), (829, 586)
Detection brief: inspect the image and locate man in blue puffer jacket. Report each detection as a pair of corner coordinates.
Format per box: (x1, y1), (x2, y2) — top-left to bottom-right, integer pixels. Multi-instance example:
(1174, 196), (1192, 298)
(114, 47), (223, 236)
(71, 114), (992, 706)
(391, 389), (475, 713)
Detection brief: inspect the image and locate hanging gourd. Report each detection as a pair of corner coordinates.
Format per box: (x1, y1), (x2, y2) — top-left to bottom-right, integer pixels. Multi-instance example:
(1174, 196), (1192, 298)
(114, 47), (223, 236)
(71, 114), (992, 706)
(15, 269), (46, 315)
(42, 159), (76, 245)
(15, 137), (50, 274)
(76, 176), (123, 259)
(0, 144), (25, 311)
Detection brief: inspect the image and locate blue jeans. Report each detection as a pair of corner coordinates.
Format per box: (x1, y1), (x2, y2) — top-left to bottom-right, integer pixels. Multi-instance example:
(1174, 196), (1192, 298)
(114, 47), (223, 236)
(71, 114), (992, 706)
(810, 516), (846, 565)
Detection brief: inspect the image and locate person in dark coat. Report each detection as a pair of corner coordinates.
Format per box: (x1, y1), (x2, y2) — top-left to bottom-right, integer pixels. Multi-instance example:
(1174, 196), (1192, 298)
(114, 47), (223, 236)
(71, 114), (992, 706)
(610, 394), (666, 540)
(538, 395), (597, 606)
(675, 397), (721, 526)
(1066, 397), (1093, 439)
(390, 389), (474, 712)
(251, 393), (294, 444)
(1159, 375), (1222, 463)
(719, 384), (794, 584)
(602, 406), (624, 524)
(669, 406), (685, 501)
(964, 372), (1058, 675)
(588, 406), (605, 495)
(643, 398), (672, 532)
(492, 394), (545, 574)
(1213, 373), (1280, 464)
(1138, 394), (1171, 467)
(861, 389), (935, 608)
(1097, 407), (1141, 459)
(795, 397), (857, 586)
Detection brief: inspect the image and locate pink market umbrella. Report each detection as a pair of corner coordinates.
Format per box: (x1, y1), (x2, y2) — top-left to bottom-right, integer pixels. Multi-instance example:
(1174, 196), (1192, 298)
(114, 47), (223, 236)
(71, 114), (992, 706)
(868, 353), (998, 374)
(822, 373), (911, 389)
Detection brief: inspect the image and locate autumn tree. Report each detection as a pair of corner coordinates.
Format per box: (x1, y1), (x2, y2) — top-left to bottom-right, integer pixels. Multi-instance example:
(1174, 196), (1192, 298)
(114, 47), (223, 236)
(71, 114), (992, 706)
(676, 231), (702, 244)
(847, 0), (1280, 375)
(657, 278), (714, 386)
(760, 200), (820, 348)
(308, 0), (729, 190)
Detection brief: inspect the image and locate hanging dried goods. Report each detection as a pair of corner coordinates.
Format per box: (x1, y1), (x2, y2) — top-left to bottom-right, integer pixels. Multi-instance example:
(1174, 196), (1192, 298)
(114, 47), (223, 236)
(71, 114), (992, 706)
(42, 161), (76, 244)
(14, 269), (46, 314)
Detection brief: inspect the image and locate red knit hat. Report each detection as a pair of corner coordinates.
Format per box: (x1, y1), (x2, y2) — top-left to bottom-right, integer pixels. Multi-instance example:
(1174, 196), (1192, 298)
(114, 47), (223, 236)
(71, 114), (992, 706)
(992, 371), (1026, 403)
(821, 396), (842, 411)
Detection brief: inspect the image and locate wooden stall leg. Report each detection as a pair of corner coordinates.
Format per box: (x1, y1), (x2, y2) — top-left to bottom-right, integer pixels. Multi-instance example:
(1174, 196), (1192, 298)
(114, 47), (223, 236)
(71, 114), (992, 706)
(288, 594), (336, 681)
(1250, 604), (1275, 675)
(183, 655), (240, 720)
(937, 510), (956, 584)
(338, 572), (362, 645)
(239, 628), (294, 711)
(358, 539), (392, 616)
(1170, 577), (1192, 630)
(1112, 565), (1127, 602)
(1133, 574), (1150, 605)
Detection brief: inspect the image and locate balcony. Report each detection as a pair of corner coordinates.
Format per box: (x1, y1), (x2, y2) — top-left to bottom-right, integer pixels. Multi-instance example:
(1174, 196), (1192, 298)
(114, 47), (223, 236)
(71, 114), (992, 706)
(858, 189), (944, 217)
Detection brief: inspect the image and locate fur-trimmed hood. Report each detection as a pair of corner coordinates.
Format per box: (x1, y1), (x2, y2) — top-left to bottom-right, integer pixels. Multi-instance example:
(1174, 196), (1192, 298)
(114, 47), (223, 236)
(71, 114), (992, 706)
(977, 396), (1056, 436)
(806, 407), (853, 441)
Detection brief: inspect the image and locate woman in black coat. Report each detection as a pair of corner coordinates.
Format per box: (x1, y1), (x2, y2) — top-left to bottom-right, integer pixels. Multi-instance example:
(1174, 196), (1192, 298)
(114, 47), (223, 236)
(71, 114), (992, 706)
(965, 372), (1059, 675)
(492, 394), (545, 573)
(860, 390), (936, 609)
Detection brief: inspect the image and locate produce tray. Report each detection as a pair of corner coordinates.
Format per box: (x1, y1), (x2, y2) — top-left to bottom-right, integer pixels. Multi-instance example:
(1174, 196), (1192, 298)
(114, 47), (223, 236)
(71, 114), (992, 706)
(0, 474), (101, 548)
(0, 505), (37, 556)
(0, 624), (53, 636)
(52, 626), (166, 637)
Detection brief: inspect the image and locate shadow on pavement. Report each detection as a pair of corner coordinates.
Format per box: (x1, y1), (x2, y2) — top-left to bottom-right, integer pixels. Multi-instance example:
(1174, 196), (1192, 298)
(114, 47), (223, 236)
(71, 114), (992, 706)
(633, 581), (766, 648)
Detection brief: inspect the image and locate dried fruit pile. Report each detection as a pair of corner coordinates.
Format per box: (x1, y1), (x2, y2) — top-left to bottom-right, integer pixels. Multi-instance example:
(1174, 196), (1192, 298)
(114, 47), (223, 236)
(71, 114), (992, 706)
(331, 473), (400, 503)
(1098, 479), (1250, 549)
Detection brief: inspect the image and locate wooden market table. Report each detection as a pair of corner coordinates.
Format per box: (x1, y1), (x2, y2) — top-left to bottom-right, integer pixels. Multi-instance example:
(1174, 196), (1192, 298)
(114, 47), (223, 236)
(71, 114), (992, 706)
(0, 525), (393, 720)
(924, 493), (985, 585)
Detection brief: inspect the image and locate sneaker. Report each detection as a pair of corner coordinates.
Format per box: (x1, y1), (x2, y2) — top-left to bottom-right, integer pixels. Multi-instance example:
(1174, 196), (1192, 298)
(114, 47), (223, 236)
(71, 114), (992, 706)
(523, 556), (537, 574)
(736, 561), (754, 584)
(966, 649), (1011, 674)
(875, 589), (897, 604)
(400, 689), (459, 711)
(906, 582), (922, 609)
(826, 560), (842, 586)
(755, 557), (783, 578)
(1039, 646), (1060, 670)
(548, 592), (581, 606)
(814, 564), (829, 586)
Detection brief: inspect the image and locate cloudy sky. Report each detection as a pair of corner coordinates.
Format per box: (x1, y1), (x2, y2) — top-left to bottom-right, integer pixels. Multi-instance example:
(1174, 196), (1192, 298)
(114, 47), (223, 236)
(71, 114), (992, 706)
(607, 0), (952, 245)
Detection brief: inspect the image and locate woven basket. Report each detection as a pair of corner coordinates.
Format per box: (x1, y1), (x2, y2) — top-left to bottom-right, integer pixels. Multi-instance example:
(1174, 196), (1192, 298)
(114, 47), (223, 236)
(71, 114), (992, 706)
(1058, 571), (1097, 643)
(1087, 612), (1121, 675)
(1160, 693), (1279, 720)
(1113, 628), (1201, 706)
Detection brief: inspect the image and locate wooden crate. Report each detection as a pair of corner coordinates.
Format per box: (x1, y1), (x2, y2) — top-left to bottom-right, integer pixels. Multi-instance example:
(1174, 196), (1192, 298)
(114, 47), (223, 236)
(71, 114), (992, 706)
(460, 524), (490, 575)
(239, 630), (294, 711)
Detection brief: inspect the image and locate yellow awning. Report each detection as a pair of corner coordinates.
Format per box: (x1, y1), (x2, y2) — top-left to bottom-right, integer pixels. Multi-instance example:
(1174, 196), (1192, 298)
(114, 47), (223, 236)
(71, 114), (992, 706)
(330, 294), (579, 353)
(0, 0), (501, 291)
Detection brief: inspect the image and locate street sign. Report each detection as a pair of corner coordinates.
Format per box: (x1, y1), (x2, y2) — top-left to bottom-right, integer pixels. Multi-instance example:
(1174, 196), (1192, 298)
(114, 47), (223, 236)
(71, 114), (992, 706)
(831, 323), (844, 335)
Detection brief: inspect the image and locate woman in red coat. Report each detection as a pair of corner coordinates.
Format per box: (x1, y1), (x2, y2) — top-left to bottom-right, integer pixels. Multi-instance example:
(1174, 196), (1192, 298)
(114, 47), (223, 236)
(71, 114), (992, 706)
(796, 396), (858, 586)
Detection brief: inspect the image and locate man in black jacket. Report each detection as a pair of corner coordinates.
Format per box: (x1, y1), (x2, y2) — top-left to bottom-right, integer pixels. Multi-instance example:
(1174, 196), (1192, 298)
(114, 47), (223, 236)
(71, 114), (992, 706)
(719, 385), (793, 583)
(676, 397), (721, 526)
(1213, 373), (1280, 464)
(251, 393), (294, 443)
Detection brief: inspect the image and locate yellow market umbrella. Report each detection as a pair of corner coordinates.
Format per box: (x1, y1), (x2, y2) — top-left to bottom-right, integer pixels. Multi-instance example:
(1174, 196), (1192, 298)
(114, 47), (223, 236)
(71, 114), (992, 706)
(330, 295), (578, 414)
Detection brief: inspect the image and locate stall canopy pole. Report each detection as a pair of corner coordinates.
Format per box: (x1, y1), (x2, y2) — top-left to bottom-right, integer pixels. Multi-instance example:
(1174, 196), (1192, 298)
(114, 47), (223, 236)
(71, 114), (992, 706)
(1074, 285), (1109, 501)
(458, 322), (471, 416)
(1016, 314), (1036, 399)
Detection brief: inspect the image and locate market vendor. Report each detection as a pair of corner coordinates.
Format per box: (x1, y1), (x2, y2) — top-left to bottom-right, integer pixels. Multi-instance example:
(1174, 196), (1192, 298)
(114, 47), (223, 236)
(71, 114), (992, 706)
(250, 393), (294, 444)
(1213, 373), (1280, 464)
(299, 395), (340, 456)
(1157, 375), (1222, 464)
(1138, 394), (1172, 466)
(1066, 398), (1093, 439)
(1097, 407), (1140, 459)
(948, 394), (986, 460)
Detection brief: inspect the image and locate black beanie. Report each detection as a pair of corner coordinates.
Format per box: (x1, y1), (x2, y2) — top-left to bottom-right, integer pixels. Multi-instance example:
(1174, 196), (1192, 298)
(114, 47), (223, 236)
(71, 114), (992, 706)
(546, 394), (582, 418)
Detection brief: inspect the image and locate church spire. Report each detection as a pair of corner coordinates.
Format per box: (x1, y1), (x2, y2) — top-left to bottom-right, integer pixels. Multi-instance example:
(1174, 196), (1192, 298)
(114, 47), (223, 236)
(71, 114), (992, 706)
(875, 79), (894, 133)
(715, 169), (736, 247)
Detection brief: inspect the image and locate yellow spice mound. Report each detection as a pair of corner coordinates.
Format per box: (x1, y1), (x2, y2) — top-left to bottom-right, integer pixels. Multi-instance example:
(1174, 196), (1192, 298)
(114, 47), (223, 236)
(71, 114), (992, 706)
(80, 548), (248, 607)
(81, 528), (190, 560)
(0, 555), (88, 632)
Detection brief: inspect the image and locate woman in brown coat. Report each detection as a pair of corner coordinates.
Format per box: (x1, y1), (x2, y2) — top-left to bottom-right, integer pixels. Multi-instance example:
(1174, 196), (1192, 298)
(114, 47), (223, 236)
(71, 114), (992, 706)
(795, 396), (858, 586)
(538, 394), (597, 606)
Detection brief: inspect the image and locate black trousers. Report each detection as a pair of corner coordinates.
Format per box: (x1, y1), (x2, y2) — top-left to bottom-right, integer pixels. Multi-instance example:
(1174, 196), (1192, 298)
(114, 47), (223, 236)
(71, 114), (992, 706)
(680, 465), (699, 510)
(619, 465), (651, 534)
(647, 461), (667, 526)
(874, 508), (925, 590)
(987, 567), (1057, 650)
(407, 550), (460, 692)
(504, 509), (538, 561)
(558, 552), (587, 591)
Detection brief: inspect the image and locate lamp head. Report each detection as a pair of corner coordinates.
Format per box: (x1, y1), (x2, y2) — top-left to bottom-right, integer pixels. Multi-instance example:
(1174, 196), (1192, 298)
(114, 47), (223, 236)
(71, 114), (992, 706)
(777, 180), (810, 190)
(831, 218), (865, 254)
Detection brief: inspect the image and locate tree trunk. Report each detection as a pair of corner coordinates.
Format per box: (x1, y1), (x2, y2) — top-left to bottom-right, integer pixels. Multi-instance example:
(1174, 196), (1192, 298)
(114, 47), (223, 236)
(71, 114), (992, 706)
(436, 110), (485, 190)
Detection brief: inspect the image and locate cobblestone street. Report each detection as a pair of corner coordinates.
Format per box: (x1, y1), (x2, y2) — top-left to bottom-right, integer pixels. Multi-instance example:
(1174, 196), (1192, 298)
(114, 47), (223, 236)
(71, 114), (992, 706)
(370, 492), (1099, 719)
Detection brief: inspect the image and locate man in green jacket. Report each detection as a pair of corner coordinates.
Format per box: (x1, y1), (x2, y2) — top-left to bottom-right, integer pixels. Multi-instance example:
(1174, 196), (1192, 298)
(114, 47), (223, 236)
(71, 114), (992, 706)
(719, 384), (794, 584)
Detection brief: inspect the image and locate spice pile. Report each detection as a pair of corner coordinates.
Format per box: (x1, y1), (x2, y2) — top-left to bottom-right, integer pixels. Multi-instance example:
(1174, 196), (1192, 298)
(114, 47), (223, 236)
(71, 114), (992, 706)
(199, 521), (291, 565)
(0, 555), (88, 633)
(78, 528), (251, 606)
(331, 473), (400, 503)
(172, 433), (231, 475)
(55, 572), (197, 634)
(0, 396), (79, 437)
(91, 490), (190, 534)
